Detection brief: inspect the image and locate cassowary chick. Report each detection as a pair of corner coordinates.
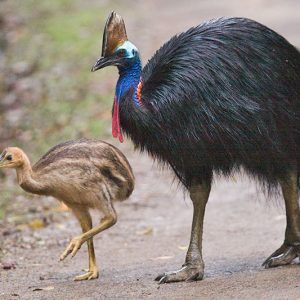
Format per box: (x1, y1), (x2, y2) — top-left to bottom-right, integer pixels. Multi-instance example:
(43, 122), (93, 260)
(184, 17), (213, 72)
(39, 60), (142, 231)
(0, 139), (134, 281)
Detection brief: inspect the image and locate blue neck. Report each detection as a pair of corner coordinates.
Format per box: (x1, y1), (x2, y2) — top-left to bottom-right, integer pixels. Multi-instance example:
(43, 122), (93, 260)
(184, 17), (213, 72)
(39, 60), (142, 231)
(116, 58), (142, 106)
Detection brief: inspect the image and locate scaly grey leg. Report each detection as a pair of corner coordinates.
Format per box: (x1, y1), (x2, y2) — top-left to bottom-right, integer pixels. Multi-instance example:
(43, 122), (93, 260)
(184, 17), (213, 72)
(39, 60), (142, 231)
(156, 178), (211, 283)
(263, 169), (300, 267)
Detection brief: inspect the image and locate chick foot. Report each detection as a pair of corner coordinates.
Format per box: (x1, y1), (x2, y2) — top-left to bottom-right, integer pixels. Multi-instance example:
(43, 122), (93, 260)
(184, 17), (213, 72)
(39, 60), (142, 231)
(60, 236), (84, 261)
(155, 263), (204, 283)
(263, 244), (300, 268)
(74, 267), (99, 281)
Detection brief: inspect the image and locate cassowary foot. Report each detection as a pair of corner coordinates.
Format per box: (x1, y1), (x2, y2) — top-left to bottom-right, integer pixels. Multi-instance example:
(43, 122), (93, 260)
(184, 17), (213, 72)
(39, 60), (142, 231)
(263, 244), (300, 268)
(155, 263), (204, 283)
(74, 266), (99, 281)
(60, 236), (84, 261)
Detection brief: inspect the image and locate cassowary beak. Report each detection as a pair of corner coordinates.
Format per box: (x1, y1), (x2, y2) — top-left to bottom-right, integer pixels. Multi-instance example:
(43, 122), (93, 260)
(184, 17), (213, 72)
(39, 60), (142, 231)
(91, 57), (110, 71)
(91, 56), (121, 72)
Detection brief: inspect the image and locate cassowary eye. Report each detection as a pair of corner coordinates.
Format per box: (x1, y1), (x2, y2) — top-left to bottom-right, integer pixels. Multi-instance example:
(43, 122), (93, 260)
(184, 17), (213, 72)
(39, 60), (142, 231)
(118, 49), (126, 57)
(6, 155), (12, 161)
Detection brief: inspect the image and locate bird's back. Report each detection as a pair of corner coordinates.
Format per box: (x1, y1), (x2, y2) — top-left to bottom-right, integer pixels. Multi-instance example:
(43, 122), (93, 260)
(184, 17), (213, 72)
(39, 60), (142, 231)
(33, 139), (134, 201)
(121, 17), (300, 189)
(141, 17), (300, 109)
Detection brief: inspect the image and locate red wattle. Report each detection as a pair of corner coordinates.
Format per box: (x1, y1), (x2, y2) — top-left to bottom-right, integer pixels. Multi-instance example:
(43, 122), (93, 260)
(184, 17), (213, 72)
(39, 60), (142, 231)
(112, 98), (118, 138)
(112, 97), (123, 143)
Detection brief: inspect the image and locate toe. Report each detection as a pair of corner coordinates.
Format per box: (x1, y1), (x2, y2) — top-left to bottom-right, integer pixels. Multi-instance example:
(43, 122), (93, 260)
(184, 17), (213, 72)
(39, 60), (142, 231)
(157, 265), (203, 284)
(158, 274), (180, 284)
(262, 244), (288, 267)
(60, 249), (71, 261)
(87, 272), (99, 280)
(88, 268), (99, 280)
(74, 273), (90, 281)
(74, 268), (99, 281)
(186, 271), (201, 282)
(155, 273), (167, 281)
(71, 245), (80, 258)
(263, 245), (298, 268)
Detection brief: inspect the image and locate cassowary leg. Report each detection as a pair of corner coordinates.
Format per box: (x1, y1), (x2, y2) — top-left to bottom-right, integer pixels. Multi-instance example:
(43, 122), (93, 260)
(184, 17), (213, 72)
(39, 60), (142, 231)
(60, 206), (99, 281)
(263, 170), (300, 268)
(60, 203), (117, 263)
(156, 179), (211, 283)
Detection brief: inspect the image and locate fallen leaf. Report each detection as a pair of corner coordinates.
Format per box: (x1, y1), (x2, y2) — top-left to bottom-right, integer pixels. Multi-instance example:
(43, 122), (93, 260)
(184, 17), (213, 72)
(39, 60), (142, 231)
(32, 286), (54, 292)
(28, 219), (45, 229)
(136, 226), (153, 235)
(178, 245), (188, 251)
(1, 261), (16, 270)
(152, 256), (174, 260)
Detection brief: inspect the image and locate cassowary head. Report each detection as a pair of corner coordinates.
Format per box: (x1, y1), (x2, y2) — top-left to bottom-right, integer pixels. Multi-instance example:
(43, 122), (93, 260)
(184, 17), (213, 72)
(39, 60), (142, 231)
(91, 11), (139, 71)
(0, 148), (25, 169)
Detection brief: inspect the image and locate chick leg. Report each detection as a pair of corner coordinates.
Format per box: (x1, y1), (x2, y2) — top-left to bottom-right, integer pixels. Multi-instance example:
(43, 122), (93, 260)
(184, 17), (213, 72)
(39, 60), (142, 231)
(67, 206), (99, 281)
(60, 203), (117, 261)
(156, 178), (211, 283)
(263, 169), (300, 267)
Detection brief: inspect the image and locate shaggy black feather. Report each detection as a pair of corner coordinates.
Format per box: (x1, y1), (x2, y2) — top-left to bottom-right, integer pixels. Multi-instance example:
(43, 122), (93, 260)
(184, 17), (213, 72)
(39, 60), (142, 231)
(119, 17), (300, 190)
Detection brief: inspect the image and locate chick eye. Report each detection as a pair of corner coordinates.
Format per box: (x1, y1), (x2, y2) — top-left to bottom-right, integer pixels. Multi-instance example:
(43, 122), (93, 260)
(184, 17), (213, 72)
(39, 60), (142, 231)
(118, 49), (126, 57)
(6, 155), (12, 161)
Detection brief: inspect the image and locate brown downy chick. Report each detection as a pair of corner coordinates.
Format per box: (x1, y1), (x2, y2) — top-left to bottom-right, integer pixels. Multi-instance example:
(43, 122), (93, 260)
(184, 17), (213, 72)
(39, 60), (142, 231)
(0, 139), (134, 281)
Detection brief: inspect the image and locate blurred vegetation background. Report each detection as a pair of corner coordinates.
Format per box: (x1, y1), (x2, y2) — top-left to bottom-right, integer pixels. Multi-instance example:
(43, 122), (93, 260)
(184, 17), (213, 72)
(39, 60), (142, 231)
(0, 0), (126, 221)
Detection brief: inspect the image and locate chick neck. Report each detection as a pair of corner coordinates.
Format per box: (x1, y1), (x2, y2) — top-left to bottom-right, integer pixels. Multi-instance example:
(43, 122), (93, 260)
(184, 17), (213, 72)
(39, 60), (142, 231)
(16, 153), (45, 194)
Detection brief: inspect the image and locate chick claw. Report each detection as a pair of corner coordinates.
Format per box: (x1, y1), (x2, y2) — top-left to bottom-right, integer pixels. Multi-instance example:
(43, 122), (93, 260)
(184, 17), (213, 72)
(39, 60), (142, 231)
(60, 237), (83, 261)
(74, 267), (99, 281)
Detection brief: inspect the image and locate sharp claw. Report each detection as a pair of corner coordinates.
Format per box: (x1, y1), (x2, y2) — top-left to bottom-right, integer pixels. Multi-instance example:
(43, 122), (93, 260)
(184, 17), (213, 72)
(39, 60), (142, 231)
(155, 274), (164, 281)
(61, 238), (83, 260)
(156, 264), (204, 284)
(61, 248), (71, 260)
(60, 252), (68, 261)
(262, 259), (272, 268)
(88, 274), (96, 280)
(186, 272), (200, 282)
(262, 257), (271, 267)
(71, 244), (81, 258)
(263, 244), (299, 268)
(74, 270), (99, 281)
(158, 276), (167, 284)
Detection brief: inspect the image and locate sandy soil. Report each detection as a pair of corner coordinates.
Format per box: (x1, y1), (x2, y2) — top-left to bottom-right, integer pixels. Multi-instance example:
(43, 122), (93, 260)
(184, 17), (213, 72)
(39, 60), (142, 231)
(1, 0), (300, 299)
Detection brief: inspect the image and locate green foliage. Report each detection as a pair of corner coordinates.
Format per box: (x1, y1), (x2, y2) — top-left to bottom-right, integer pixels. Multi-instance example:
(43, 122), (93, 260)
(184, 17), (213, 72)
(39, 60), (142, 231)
(1, 0), (117, 214)
(3, 0), (115, 156)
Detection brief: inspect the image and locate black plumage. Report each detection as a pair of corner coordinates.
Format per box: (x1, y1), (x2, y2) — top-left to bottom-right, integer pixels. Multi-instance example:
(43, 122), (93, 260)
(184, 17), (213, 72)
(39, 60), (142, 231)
(120, 18), (300, 189)
(92, 13), (300, 283)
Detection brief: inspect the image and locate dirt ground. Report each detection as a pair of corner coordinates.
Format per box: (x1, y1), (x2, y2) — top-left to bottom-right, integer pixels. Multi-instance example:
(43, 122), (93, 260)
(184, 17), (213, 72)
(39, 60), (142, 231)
(1, 0), (300, 299)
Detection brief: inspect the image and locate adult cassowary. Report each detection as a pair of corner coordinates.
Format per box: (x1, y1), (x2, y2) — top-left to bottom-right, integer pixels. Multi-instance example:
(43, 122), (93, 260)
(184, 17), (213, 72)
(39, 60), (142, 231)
(92, 12), (300, 283)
